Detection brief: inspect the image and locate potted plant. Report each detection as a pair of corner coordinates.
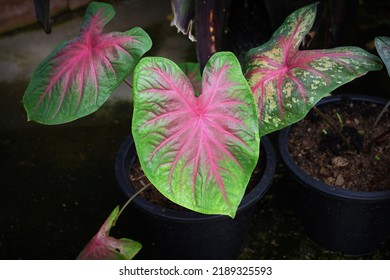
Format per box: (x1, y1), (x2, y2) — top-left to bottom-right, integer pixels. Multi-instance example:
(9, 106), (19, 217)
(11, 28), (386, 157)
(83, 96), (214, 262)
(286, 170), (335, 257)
(277, 37), (390, 255)
(115, 134), (276, 259)
(22, 2), (382, 259)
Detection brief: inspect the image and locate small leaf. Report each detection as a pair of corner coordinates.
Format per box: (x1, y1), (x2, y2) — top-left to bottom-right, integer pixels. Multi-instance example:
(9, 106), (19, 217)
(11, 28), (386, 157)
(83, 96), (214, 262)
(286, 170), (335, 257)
(244, 3), (383, 137)
(132, 52), (259, 218)
(375, 36), (390, 76)
(24, 2), (152, 124)
(77, 206), (142, 260)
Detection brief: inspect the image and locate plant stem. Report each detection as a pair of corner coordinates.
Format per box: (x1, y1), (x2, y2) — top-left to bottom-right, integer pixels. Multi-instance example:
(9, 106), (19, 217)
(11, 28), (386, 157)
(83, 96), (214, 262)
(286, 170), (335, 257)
(123, 79), (133, 89)
(313, 106), (353, 150)
(113, 182), (151, 226)
(366, 129), (390, 151)
(374, 100), (390, 127)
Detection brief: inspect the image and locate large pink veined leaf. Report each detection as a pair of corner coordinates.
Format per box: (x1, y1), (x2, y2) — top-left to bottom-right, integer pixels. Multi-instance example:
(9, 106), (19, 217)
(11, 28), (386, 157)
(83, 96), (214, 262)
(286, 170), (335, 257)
(244, 3), (383, 136)
(132, 52), (259, 218)
(77, 206), (142, 260)
(23, 2), (152, 124)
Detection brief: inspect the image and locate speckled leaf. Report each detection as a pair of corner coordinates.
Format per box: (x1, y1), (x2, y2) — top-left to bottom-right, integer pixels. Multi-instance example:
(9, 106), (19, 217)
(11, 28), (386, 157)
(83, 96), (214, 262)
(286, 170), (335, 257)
(375, 37), (390, 76)
(77, 206), (142, 260)
(132, 52), (259, 218)
(23, 2), (152, 124)
(244, 3), (383, 136)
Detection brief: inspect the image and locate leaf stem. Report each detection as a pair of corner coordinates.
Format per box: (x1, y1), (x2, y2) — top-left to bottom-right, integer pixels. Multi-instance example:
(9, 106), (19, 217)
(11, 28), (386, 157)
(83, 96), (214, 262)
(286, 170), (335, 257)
(123, 79), (133, 89)
(374, 100), (390, 127)
(113, 182), (151, 226)
(313, 106), (353, 150)
(366, 129), (390, 152)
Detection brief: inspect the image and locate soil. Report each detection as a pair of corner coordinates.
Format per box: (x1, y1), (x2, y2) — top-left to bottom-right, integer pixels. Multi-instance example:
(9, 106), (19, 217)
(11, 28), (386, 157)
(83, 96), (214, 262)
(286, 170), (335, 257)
(130, 159), (189, 211)
(129, 146), (267, 211)
(288, 97), (390, 192)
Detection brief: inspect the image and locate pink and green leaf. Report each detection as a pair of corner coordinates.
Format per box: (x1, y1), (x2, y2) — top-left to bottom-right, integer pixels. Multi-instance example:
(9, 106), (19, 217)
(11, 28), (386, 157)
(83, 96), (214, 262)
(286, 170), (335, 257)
(77, 206), (142, 260)
(132, 52), (259, 218)
(178, 62), (202, 96)
(23, 2), (152, 124)
(244, 3), (383, 136)
(375, 36), (390, 76)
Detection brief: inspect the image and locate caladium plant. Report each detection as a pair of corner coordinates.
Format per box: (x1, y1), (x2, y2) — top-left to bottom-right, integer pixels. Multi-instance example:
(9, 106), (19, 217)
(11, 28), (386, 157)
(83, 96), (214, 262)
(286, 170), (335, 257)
(375, 36), (390, 76)
(23, 2), (152, 124)
(23, 1), (384, 259)
(129, 2), (382, 218)
(132, 52), (259, 217)
(243, 3), (383, 137)
(77, 206), (142, 260)
(374, 37), (390, 124)
(22, 1), (152, 260)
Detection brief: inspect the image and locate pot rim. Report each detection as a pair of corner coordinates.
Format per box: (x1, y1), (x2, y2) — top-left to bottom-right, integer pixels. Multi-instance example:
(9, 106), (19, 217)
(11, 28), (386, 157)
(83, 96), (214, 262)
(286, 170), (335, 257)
(115, 135), (276, 222)
(278, 93), (390, 201)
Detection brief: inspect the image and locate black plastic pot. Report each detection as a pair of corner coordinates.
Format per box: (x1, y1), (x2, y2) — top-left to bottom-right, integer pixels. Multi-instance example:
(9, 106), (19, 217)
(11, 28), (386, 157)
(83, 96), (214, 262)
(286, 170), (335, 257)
(278, 94), (390, 256)
(115, 135), (276, 259)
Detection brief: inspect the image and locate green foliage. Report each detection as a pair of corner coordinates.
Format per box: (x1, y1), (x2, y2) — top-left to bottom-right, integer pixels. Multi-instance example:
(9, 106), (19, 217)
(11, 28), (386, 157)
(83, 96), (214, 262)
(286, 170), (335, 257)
(244, 3), (382, 137)
(375, 37), (390, 76)
(77, 207), (142, 260)
(132, 53), (259, 217)
(23, 2), (152, 124)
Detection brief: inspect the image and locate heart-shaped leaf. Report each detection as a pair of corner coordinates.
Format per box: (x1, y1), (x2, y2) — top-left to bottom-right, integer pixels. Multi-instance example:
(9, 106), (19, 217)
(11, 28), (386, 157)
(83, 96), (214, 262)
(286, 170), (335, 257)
(375, 36), (390, 76)
(77, 206), (142, 260)
(23, 2), (152, 124)
(244, 3), (383, 136)
(132, 52), (259, 218)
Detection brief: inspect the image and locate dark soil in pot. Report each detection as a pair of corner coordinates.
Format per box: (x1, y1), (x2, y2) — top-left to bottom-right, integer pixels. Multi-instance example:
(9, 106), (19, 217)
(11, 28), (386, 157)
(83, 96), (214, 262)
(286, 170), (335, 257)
(115, 136), (276, 259)
(288, 96), (390, 192)
(279, 94), (390, 256)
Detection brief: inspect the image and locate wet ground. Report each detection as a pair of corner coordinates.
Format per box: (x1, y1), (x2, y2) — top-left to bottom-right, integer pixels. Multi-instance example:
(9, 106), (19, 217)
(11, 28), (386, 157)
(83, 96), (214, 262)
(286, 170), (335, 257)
(1, 0), (390, 259)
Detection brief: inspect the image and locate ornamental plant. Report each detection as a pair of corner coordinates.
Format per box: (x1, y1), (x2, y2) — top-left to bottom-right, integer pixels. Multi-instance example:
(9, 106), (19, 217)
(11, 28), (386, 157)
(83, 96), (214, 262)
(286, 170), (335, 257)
(23, 2), (382, 259)
(374, 37), (390, 125)
(23, 2), (152, 124)
(375, 37), (390, 76)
